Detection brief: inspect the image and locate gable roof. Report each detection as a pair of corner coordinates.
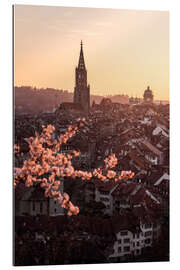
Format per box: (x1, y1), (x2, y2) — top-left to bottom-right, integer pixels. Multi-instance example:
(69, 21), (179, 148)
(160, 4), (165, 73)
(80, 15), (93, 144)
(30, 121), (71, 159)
(154, 172), (169, 186)
(142, 140), (163, 156)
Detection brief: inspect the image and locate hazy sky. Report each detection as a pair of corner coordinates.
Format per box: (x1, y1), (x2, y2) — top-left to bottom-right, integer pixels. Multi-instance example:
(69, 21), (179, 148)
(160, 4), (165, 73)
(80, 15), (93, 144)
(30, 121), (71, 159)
(14, 5), (169, 100)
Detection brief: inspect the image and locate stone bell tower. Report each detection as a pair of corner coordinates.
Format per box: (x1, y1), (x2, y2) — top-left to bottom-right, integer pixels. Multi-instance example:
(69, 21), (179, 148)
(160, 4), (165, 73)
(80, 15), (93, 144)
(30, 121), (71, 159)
(73, 41), (90, 114)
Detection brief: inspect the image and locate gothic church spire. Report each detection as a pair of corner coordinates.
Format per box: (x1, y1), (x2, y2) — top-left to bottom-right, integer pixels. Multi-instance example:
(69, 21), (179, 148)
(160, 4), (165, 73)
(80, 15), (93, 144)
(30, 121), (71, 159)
(78, 40), (86, 70)
(74, 41), (90, 115)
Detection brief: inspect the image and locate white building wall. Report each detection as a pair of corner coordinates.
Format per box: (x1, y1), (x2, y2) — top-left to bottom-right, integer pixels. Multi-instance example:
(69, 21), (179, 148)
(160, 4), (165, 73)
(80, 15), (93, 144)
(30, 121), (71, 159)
(109, 230), (133, 260)
(30, 200), (47, 216)
(140, 222), (153, 247)
(109, 221), (160, 261)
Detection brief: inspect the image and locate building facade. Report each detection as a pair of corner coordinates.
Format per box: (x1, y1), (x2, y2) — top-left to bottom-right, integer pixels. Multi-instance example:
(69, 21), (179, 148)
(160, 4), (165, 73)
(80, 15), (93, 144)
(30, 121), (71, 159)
(15, 183), (64, 217)
(109, 221), (161, 262)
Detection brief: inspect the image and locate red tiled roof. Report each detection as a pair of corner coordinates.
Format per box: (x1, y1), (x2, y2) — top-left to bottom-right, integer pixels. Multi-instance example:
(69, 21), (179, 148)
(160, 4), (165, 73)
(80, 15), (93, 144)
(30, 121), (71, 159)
(29, 186), (47, 201)
(132, 205), (150, 222)
(147, 172), (165, 185)
(128, 152), (149, 169)
(142, 140), (162, 156)
(130, 187), (146, 204)
(91, 178), (117, 192)
(111, 213), (140, 233)
(111, 182), (137, 197)
(15, 183), (30, 200)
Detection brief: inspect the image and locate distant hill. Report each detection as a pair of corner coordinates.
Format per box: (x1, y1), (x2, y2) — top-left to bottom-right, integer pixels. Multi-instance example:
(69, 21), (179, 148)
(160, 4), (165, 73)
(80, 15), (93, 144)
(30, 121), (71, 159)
(14, 86), (129, 114)
(14, 86), (73, 114)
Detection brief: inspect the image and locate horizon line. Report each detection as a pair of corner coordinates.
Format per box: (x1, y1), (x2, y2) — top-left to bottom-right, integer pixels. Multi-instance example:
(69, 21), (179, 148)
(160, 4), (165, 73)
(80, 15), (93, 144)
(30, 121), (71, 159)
(14, 85), (169, 102)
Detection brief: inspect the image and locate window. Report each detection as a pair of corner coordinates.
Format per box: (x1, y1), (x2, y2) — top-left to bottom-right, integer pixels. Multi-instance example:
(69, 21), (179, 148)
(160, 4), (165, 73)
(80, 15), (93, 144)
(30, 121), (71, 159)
(54, 201), (56, 204)
(121, 231), (128, 236)
(145, 223), (151, 229)
(118, 239), (121, 244)
(100, 190), (109, 195)
(136, 242), (140, 247)
(118, 247), (121, 253)
(124, 238), (130, 244)
(124, 246), (130, 252)
(100, 197), (109, 202)
(54, 208), (56, 213)
(145, 231), (152, 237)
(145, 239), (151, 244)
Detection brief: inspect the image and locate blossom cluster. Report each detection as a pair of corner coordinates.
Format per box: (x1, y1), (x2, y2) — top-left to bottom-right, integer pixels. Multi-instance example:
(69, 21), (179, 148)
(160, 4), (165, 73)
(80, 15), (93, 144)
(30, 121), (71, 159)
(14, 119), (134, 215)
(104, 154), (118, 169)
(14, 144), (20, 154)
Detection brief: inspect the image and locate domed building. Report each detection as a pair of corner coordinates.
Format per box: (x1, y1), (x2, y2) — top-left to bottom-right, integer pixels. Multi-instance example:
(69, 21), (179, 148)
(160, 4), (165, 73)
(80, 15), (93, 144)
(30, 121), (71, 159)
(143, 86), (153, 103)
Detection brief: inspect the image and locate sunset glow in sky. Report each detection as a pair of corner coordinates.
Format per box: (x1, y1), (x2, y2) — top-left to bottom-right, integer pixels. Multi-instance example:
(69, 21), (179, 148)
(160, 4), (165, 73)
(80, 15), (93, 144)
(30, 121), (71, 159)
(14, 5), (169, 100)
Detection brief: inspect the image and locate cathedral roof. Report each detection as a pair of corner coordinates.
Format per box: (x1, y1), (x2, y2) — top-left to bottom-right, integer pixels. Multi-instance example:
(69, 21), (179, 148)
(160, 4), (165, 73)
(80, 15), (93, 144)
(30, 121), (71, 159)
(60, 102), (84, 111)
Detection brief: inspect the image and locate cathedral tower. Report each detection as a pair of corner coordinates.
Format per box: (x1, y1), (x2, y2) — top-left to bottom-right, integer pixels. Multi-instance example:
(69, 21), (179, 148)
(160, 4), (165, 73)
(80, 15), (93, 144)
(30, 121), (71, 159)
(74, 41), (90, 114)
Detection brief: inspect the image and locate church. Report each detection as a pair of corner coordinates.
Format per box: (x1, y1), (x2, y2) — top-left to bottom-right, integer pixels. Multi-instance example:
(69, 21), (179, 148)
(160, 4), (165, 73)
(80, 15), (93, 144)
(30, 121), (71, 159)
(57, 41), (90, 116)
(74, 41), (90, 114)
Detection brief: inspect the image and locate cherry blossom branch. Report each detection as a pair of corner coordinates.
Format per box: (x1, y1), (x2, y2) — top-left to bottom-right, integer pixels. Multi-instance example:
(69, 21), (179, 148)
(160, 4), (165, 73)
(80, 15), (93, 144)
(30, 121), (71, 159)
(14, 119), (134, 216)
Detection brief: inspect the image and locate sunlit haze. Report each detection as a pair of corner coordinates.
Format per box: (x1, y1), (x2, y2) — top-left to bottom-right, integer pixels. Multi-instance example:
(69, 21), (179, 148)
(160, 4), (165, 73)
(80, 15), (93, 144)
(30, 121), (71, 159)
(14, 5), (169, 100)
